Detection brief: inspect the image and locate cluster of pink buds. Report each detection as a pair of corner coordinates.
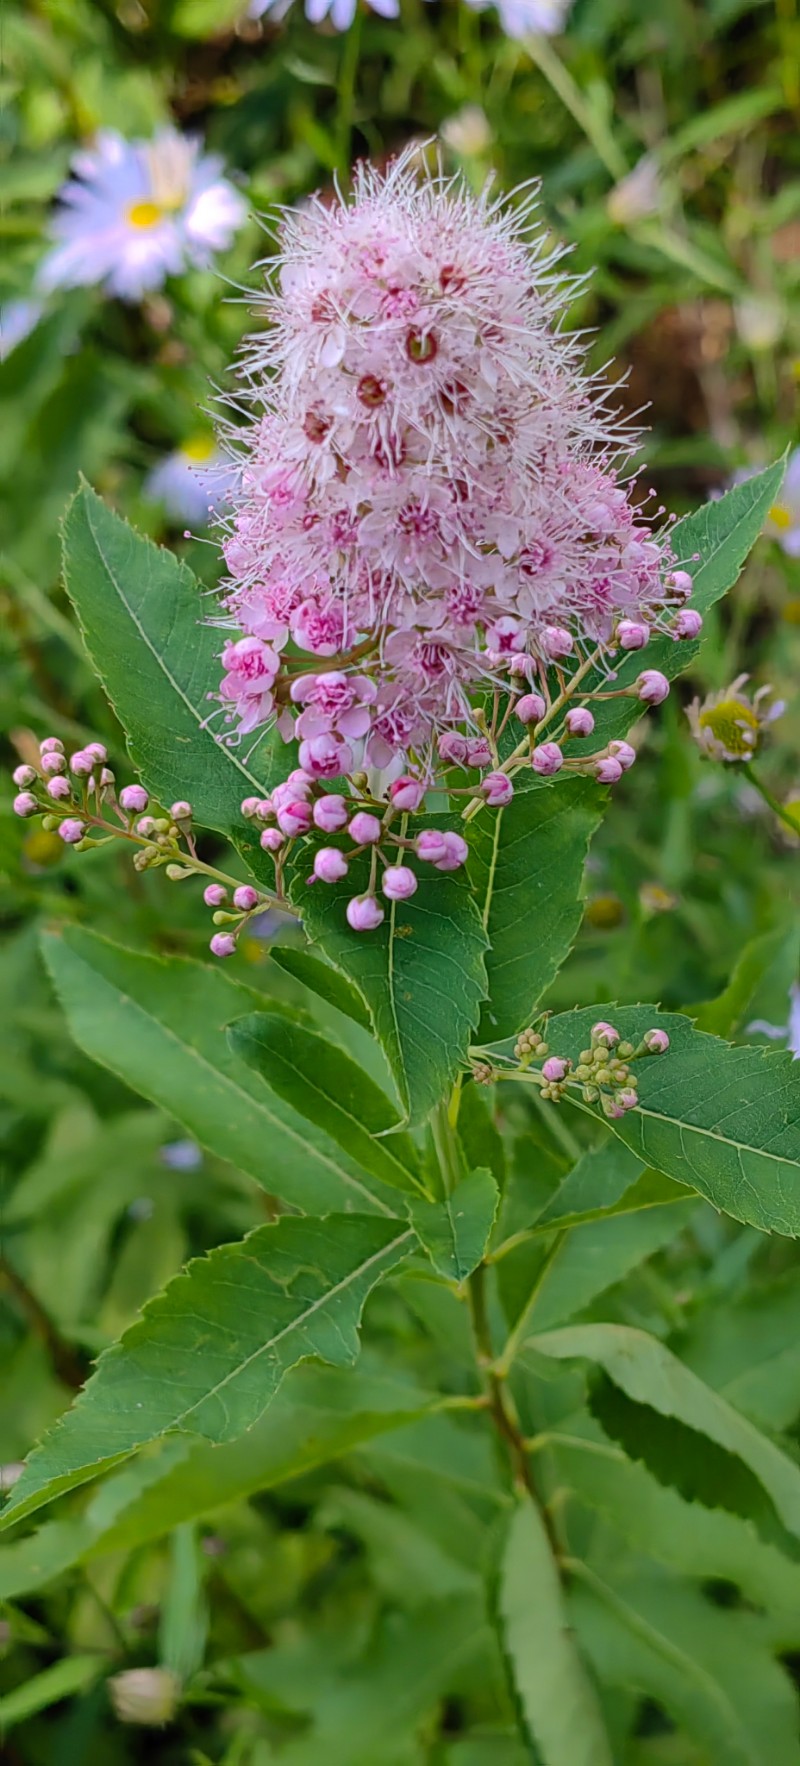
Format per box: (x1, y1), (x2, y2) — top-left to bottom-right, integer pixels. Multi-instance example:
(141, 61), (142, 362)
(498, 1017), (670, 1117)
(11, 736), (276, 960)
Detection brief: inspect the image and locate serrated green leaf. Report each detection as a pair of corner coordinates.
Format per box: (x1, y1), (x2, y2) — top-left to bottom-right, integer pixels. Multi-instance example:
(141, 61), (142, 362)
(469, 776), (602, 1042)
(498, 1495), (613, 1766)
(1, 1216), (414, 1529)
(291, 852), (488, 1126)
(41, 926), (397, 1216)
(61, 483), (278, 883)
(527, 1323), (800, 1539)
(681, 1270), (800, 1432)
(504, 1196), (696, 1342)
(268, 945), (372, 1030)
(411, 1169), (499, 1281)
(228, 1010), (425, 1198)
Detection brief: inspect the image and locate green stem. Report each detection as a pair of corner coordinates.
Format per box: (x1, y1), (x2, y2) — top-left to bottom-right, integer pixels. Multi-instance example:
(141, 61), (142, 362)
(431, 1098), (464, 1198)
(742, 762), (799, 836)
(336, 6), (364, 181)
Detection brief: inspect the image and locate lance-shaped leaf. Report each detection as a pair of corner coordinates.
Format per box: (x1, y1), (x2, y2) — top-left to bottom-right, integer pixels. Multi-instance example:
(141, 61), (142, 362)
(469, 776), (602, 1042)
(526, 1323), (800, 1540)
(41, 926), (398, 1217)
(491, 1003), (800, 1237)
(228, 1011), (425, 1198)
(0, 1215), (414, 1529)
(61, 482), (280, 882)
(498, 1495), (613, 1766)
(411, 1169), (499, 1281)
(290, 851), (488, 1126)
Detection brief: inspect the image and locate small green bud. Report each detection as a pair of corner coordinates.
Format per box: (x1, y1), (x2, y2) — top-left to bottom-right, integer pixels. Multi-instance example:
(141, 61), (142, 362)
(617, 1041), (635, 1059)
(165, 863), (195, 880)
(212, 909), (240, 925)
(42, 814), (60, 832)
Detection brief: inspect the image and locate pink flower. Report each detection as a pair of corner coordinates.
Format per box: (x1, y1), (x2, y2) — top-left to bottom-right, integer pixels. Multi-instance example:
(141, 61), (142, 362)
(595, 757), (623, 783)
(313, 794), (349, 832)
(381, 864), (418, 900)
(233, 884), (259, 910)
(13, 792), (38, 817)
(617, 619), (650, 650)
(219, 635), (280, 734)
(346, 893), (385, 930)
(291, 670), (375, 742)
(542, 625), (573, 660)
(47, 776), (72, 801)
(41, 751), (66, 775)
(13, 765), (37, 788)
(390, 775), (426, 811)
(260, 827), (285, 851)
(542, 1055), (571, 1082)
(592, 1021), (619, 1046)
(481, 771), (514, 806)
(416, 828), (449, 863)
(204, 883), (227, 906)
(674, 609), (703, 640)
(313, 846), (349, 883)
(40, 737), (64, 755)
(637, 669), (669, 705)
(348, 811), (382, 844)
(59, 818), (85, 843)
(516, 692), (546, 726)
(609, 740), (636, 771)
(210, 932), (236, 958)
(432, 830), (469, 871)
(644, 1028), (670, 1053)
(120, 784), (149, 813)
(531, 742), (563, 775)
(298, 731), (354, 779)
(565, 706), (594, 737)
(276, 799), (313, 837)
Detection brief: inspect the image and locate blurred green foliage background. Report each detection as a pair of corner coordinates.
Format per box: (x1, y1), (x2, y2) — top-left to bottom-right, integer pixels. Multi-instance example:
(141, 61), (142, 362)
(2, 0), (800, 1758)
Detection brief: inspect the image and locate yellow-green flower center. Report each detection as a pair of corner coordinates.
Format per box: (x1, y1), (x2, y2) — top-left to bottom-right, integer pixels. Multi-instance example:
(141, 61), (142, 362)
(127, 200), (165, 230)
(698, 698), (759, 755)
(180, 434), (215, 464)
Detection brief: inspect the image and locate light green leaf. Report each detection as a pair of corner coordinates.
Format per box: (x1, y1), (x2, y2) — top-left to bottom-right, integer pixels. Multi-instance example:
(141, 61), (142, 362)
(0, 1655), (105, 1729)
(513, 1003), (800, 1236)
(498, 1495), (613, 1766)
(411, 1169), (499, 1281)
(504, 1196), (696, 1340)
(469, 776), (602, 1042)
(692, 923), (799, 1039)
(680, 1270), (800, 1432)
(529, 1140), (684, 1233)
(228, 1010), (425, 1198)
(1, 1216), (413, 1529)
(42, 926), (398, 1216)
(527, 1323), (800, 1539)
(61, 482), (278, 881)
(291, 852), (488, 1125)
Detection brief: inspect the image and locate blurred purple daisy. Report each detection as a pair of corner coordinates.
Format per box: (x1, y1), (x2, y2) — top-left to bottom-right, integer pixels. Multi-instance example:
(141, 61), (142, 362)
(38, 128), (247, 303)
(248, 0), (401, 23)
(464, 0), (573, 34)
(144, 435), (237, 526)
(1, 297), (44, 361)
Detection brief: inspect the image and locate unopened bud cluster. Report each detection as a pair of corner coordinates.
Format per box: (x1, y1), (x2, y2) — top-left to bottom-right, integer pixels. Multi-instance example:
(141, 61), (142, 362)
(11, 736), (273, 960)
(512, 1018), (670, 1117)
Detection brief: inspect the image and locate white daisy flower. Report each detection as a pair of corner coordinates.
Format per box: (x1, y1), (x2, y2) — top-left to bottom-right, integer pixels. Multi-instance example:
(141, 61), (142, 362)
(38, 128), (247, 303)
(144, 435), (237, 526)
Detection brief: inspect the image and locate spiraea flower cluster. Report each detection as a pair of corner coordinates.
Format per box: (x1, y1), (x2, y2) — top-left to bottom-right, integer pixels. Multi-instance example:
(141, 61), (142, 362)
(210, 152), (701, 928)
(481, 1018), (670, 1118)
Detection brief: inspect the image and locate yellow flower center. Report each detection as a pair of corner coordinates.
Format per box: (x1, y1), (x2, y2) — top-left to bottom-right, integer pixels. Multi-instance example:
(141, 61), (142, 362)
(180, 434), (215, 464)
(127, 200), (165, 230)
(698, 698), (759, 755)
(769, 502), (792, 531)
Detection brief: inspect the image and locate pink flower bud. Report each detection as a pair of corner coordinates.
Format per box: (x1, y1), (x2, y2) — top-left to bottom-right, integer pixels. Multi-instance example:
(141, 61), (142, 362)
(565, 707), (595, 738)
(592, 1021), (619, 1046)
(542, 624), (574, 659)
(204, 884), (227, 907)
(299, 733), (354, 780)
(40, 737), (64, 755)
(346, 893), (385, 931)
(637, 670), (670, 705)
(609, 740), (636, 771)
(416, 829), (449, 863)
(542, 1055), (571, 1082)
(260, 827), (285, 852)
(673, 609), (703, 639)
(240, 796), (262, 818)
(390, 776), (426, 812)
(136, 816), (156, 837)
(99, 768), (115, 788)
(595, 757), (623, 783)
(277, 800), (313, 837)
(47, 776), (71, 801)
(13, 792), (38, 817)
(85, 742), (108, 763)
(254, 798), (274, 821)
(69, 750), (95, 777)
(12, 765), (37, 788)
(644, 1028), (670, 1053)
(170, 801), (192, 822)
(464, 737), (492, 769)
(508, 654), (535, 679)
(605, 1100), (626, 1119)
(313, 794), (349, 833)
(668, 569), (694, 599)
(349, 811), (382, 844)
(617, 619), (650, 651)
(286, 768), (315, 794)
(515, 691), (547, 726)
(233, 885), (259, 911)
(438, 732), (469, 765)
(616, 1088), (638, 1111)
(481, 771), (514, 806)
(313, 847), (349, 883)
(531, 742), (563, 775)
(58, 818), (85, 844)
(382, 864), (418, 900)
(120, 784), (149, 813)
(433, 830), (469, 871)
(210, 932), (237, 958)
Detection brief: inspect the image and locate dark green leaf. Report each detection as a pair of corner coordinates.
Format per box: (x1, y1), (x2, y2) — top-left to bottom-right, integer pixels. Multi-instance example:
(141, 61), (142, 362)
(268, 945), (372, 1030)
(412, 1169), (499, 1281)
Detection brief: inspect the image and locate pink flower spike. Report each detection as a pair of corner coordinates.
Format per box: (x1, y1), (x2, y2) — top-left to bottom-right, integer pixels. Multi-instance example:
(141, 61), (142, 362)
(433, 830), (469, 871)
(542, 1056), (571, 1083)
(233, 885), (260, 911)
(58, 818), (85, 844)
(592, 1021), (619, 1046)
(260, 827), (285, 852)
(12, 765), (37, 788)
(565, 707), (594, 738)
(637, 669), (670, 705)
(241, 796), (262, 818)
(348, 811), (382, 845)
(389, 776), (426, 812)
(210, 932), (237, 958)
(313, 794), (349, 833)
(609, 740), (636, 771)
(542, 625), (574, 660)
(531, 743), (563, 776)
(120, 784), (149, 813)
(673, 609), (703, 639)
(69, 750), (95, 777)
(416, 829), (449, 863)
(277, 800), (313, 837)
(204, 884), (228, 907)
(40, 737), (64, 755)
(346, 894), (385, 931)
(382, 864), (418, 901)
(617, 619), (650, 651)
(313, 847), (349, 883)
(47, 776), (71, 801)
(516, 692), (547, 726)
(481, 771), (514, 806)
(595, 757), (623, 783)
(644, 1028), (670, 1053)
(13, 792), (38, 818)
